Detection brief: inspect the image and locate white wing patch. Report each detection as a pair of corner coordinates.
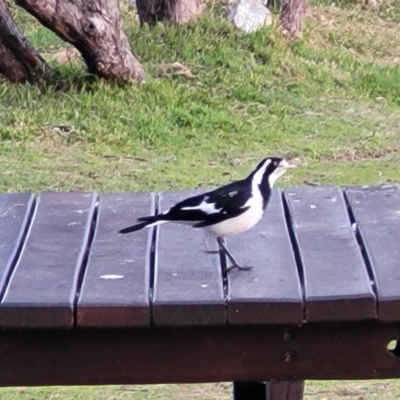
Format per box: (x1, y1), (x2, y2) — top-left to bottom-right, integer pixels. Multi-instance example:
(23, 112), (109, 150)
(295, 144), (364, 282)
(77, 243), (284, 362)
(181, 199), (222, 215)
(145, 220), (169, 228)
(228, 190), (239, 197)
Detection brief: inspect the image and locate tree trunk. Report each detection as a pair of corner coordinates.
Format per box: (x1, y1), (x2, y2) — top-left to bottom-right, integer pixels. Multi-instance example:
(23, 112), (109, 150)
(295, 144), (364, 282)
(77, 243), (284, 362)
(280, 0), (307, 39)
(15, 0), (145, 83)
(0, 0), (48, 83)
(136, 0), (202, 25)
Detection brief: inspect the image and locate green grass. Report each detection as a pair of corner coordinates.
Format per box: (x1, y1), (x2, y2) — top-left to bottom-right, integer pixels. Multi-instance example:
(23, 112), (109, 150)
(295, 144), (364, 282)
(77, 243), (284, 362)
(1, 1), (400, 398)
(0, 384), (230, 400)
(2, 381), (400, 400)
(1, 0), (400, 192)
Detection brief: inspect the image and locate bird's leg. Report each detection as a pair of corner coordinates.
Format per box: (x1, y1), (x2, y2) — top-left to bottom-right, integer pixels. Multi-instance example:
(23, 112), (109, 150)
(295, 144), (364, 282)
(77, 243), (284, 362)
(217, 237), (253, 272)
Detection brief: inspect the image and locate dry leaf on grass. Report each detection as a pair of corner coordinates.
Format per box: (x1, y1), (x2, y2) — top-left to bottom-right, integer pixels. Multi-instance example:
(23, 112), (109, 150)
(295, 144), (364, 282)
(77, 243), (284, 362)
(158, 62), (195, 78)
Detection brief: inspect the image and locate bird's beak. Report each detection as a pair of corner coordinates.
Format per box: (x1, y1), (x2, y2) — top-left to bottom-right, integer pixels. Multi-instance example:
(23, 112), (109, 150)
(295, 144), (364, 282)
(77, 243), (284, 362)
(281, 159), (297, 169)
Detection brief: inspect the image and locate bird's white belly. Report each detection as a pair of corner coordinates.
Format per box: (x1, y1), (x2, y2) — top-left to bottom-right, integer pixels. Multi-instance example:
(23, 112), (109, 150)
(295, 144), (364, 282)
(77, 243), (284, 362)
(205, 206), (264, 237)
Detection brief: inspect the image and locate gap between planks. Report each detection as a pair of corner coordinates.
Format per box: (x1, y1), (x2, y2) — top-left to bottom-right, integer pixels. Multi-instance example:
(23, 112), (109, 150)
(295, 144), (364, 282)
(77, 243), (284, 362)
(148, 192), (159, 326)
(0, 194), (37, 303)
(281, 191), (306, 323)
(72, 194), (100, 327)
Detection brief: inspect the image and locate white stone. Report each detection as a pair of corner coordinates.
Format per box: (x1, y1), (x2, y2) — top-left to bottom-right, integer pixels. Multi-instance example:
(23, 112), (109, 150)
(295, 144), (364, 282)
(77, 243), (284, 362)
(227, 0), (273, 33)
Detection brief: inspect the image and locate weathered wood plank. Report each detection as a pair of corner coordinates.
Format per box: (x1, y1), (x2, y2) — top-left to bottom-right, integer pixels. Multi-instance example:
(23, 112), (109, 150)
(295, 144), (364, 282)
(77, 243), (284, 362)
(78, 193), (153, 327)
(152, 190), (226, 326)
(346, 185), (400, 322)
(0, 192), (97, 328)
(284, 186), (375, 322)
(0, 322), (397, 386)
(227, 190), (303, 325)
(0, 193), (35, 299)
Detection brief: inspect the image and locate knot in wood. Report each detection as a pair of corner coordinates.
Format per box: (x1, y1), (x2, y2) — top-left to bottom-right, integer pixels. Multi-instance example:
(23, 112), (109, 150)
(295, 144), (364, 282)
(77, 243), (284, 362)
(96, 61), (105, 72)
(283, 350), (296, 362)
(83, 22), (96, 32)
(283, 330), (296, 341)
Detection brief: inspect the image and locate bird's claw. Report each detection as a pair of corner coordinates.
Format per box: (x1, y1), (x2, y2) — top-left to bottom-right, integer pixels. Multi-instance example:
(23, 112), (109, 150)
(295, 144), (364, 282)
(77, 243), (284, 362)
(224, 264), (254, 272)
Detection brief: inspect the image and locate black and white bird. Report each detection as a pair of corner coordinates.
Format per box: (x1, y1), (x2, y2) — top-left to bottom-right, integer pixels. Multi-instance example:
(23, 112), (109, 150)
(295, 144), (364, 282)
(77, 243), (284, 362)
(119, 157), (295, 271)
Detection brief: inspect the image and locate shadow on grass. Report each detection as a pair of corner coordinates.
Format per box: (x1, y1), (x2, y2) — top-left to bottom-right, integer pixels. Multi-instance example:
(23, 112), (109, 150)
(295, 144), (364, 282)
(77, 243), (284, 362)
(36, 66), (99, 93)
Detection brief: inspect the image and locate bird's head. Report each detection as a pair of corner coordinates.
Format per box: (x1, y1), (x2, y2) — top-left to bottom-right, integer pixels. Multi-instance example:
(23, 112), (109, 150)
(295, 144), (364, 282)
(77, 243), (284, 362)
(252, 157), (296, 188)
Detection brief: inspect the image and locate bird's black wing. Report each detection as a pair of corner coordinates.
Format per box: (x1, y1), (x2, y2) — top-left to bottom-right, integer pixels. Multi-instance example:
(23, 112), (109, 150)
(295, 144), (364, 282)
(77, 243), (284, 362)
(163, 179), (252, 227)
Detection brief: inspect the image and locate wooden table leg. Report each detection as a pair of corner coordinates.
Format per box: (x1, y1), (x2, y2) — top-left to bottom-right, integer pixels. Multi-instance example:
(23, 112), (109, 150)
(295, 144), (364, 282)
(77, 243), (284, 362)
(266, 380), (304, 400)
(232, 381), (304, 400)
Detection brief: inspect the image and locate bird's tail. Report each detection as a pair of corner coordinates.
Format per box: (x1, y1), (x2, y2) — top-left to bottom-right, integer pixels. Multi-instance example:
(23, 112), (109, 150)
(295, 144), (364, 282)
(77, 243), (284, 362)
(118, 215), (163, 234)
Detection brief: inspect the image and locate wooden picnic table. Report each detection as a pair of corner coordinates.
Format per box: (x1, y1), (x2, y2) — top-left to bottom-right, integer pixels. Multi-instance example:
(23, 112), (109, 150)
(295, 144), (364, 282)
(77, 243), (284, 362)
(0, 185), (399, 400)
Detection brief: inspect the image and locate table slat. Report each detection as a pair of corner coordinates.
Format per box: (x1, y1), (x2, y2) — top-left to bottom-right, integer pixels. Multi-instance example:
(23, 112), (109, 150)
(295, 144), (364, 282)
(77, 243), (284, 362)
(77, 193), (153, 327)
(345, 185), (400, 321)
(227, 190), (303, 325)
(0, 192), (97, 328)
(0, 193), (35, 299)
(152, 191), (226, 326)
(284, 186), (375, 322)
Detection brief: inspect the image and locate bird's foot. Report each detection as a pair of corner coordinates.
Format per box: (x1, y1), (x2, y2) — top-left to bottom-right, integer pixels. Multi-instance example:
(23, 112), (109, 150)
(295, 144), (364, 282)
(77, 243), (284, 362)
(224, 263), (254, 272)
(216, 237), (253, 272)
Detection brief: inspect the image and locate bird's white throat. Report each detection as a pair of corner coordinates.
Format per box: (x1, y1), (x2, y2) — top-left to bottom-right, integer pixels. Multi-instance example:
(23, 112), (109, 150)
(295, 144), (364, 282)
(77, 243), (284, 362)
(268, 166), (288, 187)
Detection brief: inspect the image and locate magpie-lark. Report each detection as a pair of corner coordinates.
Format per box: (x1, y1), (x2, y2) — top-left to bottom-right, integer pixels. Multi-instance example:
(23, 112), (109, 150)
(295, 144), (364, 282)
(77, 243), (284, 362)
(119, 157), (295, 271)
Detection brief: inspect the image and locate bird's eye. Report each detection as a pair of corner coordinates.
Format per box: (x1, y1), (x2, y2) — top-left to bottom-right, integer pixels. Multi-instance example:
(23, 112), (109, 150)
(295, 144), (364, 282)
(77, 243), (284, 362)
(274, 161), (278, 166)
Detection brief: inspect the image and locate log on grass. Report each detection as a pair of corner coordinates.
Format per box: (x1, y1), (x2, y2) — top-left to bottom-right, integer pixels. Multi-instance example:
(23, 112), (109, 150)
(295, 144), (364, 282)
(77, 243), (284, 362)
(0, 0), (48, 83)
(15, 0), (145, 83)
